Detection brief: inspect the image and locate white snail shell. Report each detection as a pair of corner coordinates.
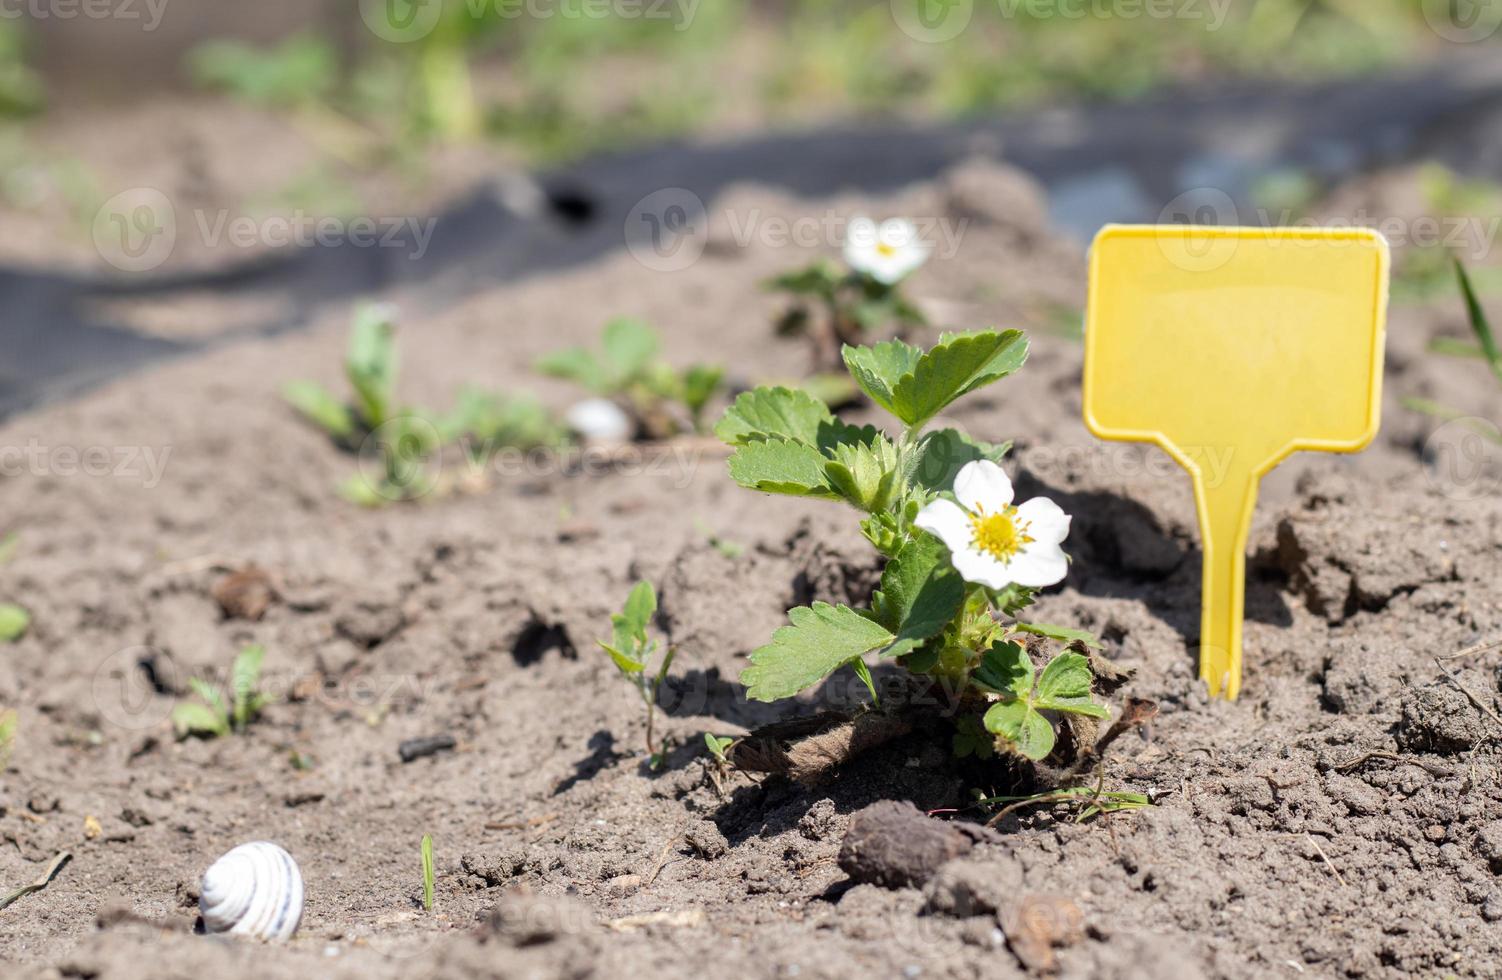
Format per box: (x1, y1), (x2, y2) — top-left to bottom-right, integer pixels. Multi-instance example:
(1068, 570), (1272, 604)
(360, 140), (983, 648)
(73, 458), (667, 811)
(566, 398), (633, 443)
(199, 841), (304, 942)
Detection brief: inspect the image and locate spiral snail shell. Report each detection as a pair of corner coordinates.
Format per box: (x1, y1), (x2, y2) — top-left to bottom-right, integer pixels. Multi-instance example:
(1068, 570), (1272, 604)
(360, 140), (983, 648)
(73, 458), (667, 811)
(199, 841), (304, 942)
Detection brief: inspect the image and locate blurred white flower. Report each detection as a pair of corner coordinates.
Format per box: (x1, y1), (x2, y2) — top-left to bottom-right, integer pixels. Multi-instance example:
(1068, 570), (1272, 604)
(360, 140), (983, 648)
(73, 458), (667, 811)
(565, 398), (632, 442)
(843, 216), (931, 285)
(915, 460), (1070, 590)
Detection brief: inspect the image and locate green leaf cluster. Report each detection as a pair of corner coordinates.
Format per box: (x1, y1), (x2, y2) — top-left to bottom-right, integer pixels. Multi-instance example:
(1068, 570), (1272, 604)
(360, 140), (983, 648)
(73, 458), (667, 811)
(718, 329), (1113, 766)
(977, 644), (1108, 761)
(172, 645), (272, 740)
(285, 306), (574, 505)
(538, 319), (727, 436)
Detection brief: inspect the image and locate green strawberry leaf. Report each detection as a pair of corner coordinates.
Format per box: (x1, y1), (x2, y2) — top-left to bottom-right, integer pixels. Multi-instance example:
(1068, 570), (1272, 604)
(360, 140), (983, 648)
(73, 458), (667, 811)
(1035, 652), (1110, 717)
(873, 535), (965, 657)
(824, 436), (900, 512)
(888, 330), (1028, 427)
(974, 640), (1033, 699)
(741, 603), (895, 702)
(841, 339), (923, 416)
(983, 699), (1055, 761)
(727, 438), (839, 498)
(716, 386), (834, 447)
(907, 428), (1011, 493)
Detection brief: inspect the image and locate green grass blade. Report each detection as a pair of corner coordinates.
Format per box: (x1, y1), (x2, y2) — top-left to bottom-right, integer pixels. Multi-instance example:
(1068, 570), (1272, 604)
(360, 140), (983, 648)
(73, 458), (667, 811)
(421, 834), (435, 911)
(1454, 259), (1502, 379)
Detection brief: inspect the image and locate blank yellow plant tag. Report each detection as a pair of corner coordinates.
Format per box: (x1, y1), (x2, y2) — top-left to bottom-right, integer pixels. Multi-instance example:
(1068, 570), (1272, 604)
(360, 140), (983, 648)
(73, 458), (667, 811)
(1083, 225), (1389, 700)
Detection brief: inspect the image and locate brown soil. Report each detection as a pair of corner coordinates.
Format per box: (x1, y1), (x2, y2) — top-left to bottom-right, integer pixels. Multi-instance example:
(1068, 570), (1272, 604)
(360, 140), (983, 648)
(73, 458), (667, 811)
(2, 156), (1502, 980)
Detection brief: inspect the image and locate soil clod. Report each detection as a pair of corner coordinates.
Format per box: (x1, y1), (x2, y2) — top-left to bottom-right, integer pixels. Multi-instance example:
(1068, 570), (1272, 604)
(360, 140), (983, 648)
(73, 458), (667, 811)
(837, 801), (983, 890)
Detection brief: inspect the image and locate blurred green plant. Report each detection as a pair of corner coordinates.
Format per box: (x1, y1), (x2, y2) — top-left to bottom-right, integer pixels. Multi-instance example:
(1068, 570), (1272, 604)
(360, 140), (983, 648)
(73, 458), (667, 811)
(0, 708), (14, 767)
(0, 532), (26, 644)
(1403, 259), (1502, 444)
(170, 1), (1466, 166)
(187, 34), (338, 108)
(172, 645), (272, 739)
(0, 23), (42, 118)
(284, 305), (450, 505)
(537, 319), (725, 438)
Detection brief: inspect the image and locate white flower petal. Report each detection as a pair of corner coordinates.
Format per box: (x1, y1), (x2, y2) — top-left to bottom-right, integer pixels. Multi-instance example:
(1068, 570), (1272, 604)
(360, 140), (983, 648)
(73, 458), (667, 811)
(1005, 542), (1069, 588)
(877, 218), (918, 247)
(1016, 496), (1071, 546)
(954, 460), (1014, 512)
(843, 217), (880, 275)
(949, 545), (1015, 590)
(914, 499), (973, 555)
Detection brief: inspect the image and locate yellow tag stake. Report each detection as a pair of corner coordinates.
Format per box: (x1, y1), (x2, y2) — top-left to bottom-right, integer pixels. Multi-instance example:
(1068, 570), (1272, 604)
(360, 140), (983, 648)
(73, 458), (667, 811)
(1083, 226), (1389, 699)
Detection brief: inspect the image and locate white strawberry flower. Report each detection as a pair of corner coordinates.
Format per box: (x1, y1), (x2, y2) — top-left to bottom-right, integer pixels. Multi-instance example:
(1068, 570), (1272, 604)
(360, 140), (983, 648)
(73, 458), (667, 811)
(915, 460), (1071, 590)
(843, 216), (931, 285)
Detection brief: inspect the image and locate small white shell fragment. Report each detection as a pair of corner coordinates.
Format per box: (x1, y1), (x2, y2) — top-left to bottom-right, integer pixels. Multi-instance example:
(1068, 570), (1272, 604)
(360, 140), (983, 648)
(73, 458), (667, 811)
(199, 841), (304, 942)
(566, 398), (633, 442)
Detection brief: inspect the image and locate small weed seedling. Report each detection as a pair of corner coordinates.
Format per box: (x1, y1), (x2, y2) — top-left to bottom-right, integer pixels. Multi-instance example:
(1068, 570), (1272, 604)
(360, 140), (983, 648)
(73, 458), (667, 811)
(171, 645), (272, 739)
(1404, 259), (1502, 444)
(770, 216), (930, 370)
(0, 532), (27, 643)
(284, 304), (444, 504)
(538, 319), (725, 439)
(0, 709), (15, 769)
(719, 329), (1111, 762)
(421, 834), (435, 911)
(0, 604), (26, 643)
(704, 733), (734, 764)
(599, 581), (676, 768)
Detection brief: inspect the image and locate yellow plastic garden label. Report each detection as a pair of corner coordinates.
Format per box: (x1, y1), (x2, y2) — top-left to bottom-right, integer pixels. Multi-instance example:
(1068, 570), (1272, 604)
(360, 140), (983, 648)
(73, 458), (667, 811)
(1083, 225), (1389, 700)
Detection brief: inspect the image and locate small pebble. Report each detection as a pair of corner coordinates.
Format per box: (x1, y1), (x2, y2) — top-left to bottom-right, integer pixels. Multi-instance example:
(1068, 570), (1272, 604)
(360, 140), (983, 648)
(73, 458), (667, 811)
(398, 735), (456, 763)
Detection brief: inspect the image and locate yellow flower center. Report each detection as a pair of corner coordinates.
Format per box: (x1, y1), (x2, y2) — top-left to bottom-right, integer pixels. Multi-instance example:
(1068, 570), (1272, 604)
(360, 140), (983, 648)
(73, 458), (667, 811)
(876, 242), (897, 258)
(970, 505), (1032, 562)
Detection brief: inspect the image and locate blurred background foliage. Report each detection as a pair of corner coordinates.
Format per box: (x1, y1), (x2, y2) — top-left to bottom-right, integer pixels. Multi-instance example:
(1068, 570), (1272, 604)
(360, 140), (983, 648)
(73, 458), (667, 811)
(0, 0), (1485, 163)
